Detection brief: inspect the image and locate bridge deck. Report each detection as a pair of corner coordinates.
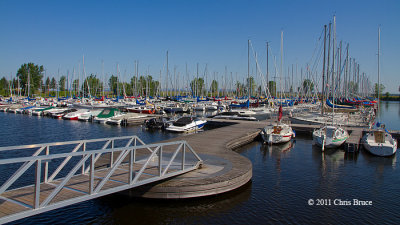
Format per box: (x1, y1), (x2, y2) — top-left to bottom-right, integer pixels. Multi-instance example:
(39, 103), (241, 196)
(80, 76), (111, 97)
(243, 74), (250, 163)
(0, 160), (185, 219)
(0, 136), (201, 224)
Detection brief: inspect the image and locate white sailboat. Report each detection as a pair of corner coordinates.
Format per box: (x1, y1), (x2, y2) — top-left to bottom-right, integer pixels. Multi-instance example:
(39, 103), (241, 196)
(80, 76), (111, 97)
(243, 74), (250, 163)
(260, 33), (295, 145)
(261, 106), (295, 145)
(312, 18), (349, 150)
(362, 27), (397, 157)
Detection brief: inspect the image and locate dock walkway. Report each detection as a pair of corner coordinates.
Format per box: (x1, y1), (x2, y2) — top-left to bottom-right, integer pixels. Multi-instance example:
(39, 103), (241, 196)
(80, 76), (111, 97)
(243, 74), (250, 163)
(122, 119), (263, 198)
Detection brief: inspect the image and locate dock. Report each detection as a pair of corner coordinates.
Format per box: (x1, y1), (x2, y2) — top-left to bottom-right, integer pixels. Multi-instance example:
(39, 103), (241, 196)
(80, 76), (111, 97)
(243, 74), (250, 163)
(98, 118), (263, 198)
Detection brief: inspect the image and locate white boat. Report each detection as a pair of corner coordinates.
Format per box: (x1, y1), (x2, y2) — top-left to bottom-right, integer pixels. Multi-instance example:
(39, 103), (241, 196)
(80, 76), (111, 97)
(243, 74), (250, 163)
(166, 116), (207, 133)
(78, 110), (102, 121)
(213, 111), (257, 121)
(260, 106), (295, 144)
(106, 113), (148, 125)
(63, 109), (90, 120)
(205, 102), (218, 111)
(163, 103), (188, 113)
(362, 28), (397, 157)
(193, 104), (205, 111)
(313, 125), (349, 150)
(93, 108), (122, 124)
(362, 129), (397, 156)
(261, 123), (295, 145)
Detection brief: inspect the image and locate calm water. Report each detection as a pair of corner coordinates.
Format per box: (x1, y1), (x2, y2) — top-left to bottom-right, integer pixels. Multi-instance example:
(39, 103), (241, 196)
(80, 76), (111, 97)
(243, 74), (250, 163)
(1, 102), (399, 224)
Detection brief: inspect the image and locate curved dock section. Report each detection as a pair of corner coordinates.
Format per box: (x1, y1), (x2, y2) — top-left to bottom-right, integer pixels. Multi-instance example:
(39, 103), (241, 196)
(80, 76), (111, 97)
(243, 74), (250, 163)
(128, 120), (263, 198)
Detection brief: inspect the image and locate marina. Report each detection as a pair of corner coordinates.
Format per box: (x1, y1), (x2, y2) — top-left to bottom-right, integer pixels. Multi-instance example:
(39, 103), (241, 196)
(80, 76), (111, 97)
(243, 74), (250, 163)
(1, 1), (399, 224)
(0, 102), (399, 224)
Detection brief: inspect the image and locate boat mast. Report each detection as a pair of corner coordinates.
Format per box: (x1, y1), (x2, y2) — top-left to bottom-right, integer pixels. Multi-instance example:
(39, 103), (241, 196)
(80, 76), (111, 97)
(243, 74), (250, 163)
(102, 60), (104, 98)
(166, 51), (169, 98)
(321, 25), (327, 115)
(266, 41), (269, 97)
(247, 39), (250, 107)
(377, 26), (380, 120)
(27, 65), (30, 97)
(332, 16), (336, 126)
(280, 31), (283, 105)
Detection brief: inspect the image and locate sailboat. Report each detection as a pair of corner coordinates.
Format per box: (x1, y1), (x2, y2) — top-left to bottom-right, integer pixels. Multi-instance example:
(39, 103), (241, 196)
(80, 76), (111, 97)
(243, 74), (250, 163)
(362, 27), (397, 157)
(261, 105), (295, 145)
(260, 33), (295, 145)
(312, 18), (349, 150)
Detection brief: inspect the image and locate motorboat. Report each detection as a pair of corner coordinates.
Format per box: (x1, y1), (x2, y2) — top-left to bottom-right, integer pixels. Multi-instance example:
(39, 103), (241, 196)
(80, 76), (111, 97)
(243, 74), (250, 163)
(93, 108), (122, 124)
(144, 117), (174, 130)
(362, 124), (397, 157)
(166, 116), (207, 132)
(213, 111), (257, 121)
(63, 109), (90, 120)
(78, 109), (102, 121)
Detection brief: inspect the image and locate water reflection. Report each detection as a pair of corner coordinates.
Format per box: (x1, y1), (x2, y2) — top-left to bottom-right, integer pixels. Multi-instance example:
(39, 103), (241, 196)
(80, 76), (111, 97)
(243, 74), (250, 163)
(361, 148), (397, 170)
(100, 182), (252, 224)
(260, 141), (295, 161)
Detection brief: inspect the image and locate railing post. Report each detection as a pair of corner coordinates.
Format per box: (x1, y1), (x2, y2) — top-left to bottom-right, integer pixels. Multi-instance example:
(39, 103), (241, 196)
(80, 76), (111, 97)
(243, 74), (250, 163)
(159, 146), (163, 176)
(44, 146), (49, 183)
(182, 143), (185, 170)
(89, 153), (94, 194)
(82, 142), (86, 174)
(129, 149), (134, 184)
(34, 159), (41, 209)
(110, 139), (114, 167)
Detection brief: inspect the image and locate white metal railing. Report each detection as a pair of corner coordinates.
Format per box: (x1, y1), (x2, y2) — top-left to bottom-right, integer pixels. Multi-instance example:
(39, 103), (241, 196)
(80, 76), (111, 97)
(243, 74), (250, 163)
(0, 136), (202, 224)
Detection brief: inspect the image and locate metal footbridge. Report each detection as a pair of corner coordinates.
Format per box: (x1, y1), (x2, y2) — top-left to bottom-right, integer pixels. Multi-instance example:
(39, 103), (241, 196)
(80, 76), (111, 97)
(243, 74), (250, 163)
(0, 136), (202, 224)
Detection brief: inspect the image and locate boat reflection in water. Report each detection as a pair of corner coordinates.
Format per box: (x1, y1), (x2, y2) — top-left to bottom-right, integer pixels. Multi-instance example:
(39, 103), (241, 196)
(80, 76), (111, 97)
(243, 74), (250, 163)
(259, 141), (296, 173)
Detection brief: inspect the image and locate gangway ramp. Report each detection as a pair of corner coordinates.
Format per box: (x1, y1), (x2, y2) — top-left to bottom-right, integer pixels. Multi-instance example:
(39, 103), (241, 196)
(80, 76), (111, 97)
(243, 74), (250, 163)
(0, 136), (202, 224)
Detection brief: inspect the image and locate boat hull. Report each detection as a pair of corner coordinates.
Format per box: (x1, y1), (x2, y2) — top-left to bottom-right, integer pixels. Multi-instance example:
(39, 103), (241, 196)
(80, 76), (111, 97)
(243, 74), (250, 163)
(362, 132), (397, 156)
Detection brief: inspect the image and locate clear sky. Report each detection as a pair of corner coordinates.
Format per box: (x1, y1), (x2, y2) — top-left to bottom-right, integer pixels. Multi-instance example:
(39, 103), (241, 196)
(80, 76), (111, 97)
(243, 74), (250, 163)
(0, 0), (399, 93)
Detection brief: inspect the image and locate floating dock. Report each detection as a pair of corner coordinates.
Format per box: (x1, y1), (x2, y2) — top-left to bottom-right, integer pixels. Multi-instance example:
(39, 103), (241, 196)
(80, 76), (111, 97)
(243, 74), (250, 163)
(97, 119), (263, 198)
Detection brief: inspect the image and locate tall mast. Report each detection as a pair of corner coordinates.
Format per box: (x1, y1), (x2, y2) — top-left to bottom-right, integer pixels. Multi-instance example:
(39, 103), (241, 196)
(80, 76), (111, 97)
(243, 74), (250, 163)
(280, 31), (283, 102)
(166, 51), (169, 98)
(332, 16), (336, 125)
(102, 60), (104, 97)
(326, 23), (332, 99)
(377, 26), (381, 117)
(266, 42), (269, 94)
(247, 39), (250, 103)
(27, 65), (30, 97)
(321, 25), (327, 115)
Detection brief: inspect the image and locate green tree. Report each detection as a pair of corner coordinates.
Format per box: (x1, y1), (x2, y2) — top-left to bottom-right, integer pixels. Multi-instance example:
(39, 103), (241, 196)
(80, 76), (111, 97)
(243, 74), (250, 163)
(210, 80), (218, 97)
(268, 81), (276, 97)
(302, 79), (314, 95)
(0, 77), (9, 96)
(45, 77), (51, 94)
(109, 75), (118, 95)
(16, 63), (44, 96)
(235, 81), (244, 97)
(246, 76), (256, 97)
(72, 79), (80, 96)
(374, 83), (385, 98)
(348, 81), (359, 95)
(385, 92), (390, 99)
(82, 74), (103, 97)
(59, 76), (66, 92)
(50, 77), (57, 90)
(190, 78), (204, 96)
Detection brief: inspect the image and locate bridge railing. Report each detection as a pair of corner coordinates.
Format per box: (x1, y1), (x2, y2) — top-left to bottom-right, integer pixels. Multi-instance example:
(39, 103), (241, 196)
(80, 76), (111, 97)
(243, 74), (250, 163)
(0, 136), (202, 224)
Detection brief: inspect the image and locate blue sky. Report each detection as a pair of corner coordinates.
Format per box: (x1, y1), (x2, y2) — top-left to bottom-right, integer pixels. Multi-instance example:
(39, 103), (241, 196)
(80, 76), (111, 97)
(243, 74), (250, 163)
(1, 0), (399, 93)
